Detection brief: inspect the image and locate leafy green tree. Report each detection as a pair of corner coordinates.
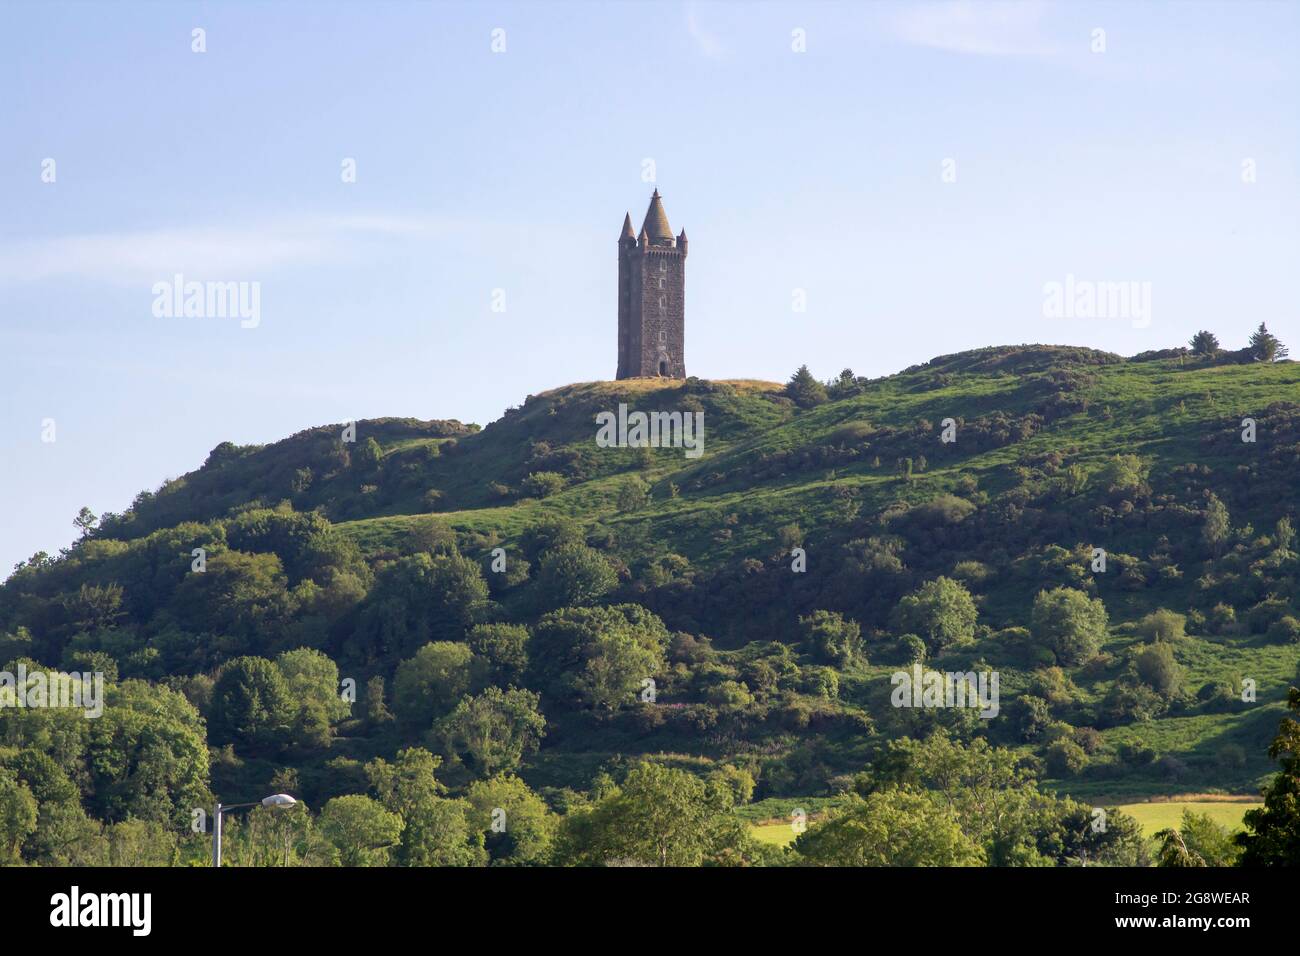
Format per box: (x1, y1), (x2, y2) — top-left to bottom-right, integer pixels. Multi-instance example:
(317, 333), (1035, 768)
(522, 471), (566, 498)
(365, 748), (486, 867)
(1053, 802), (1149, 866)
(364, 675), (394, 729)
(356, 552), (489, 659)
(1202, 493), (1231, 558)
(795, 789), (984, 866)
(171, 549), (295, 652)
(530, 604), (668, 710)
(1, 750), (97, 865)
(106, 819), (180, 866)
(276, 647), (349, 748)
(1015, 695), (1053, 742)
(1135, 642), (1182, 697)
(866, 732), (1053, 865)
(798, 610), (863, 667)
(557, 761), (756, 866)
(407, 516), (458, 556)
(534, 544), (617, 609)
(1154, 826), (1206, 866)
(392, 641), (481, 730)
(1044, 738), (1088, 777)
(466, 774), (556, 866)
(1136, 608), (1186, 643)
(827, 368), (859, 399)
(58, 582), (126, 636)
(1237, 687), (1300, 865)
(466, 623), (530, 684)
(1188, 330), (1220, 355)
(785, 364), (828, 408)
(0, 766), (38, 864)
(439, 686), (546, 777)
(1275, 517), (1296, 555)
(519, 516), (585, 564)
(210, 656), (296, 752)
(1248, 322), (1289, 362)
(87, 680), (211, 826)
(226, 798), (323, 868)
(1156, 810), (1240, 867)
(225, 508), (369, 584)
(1030, 587), (1108, 665)
(355, 436), (383, 470)
(72, 506), (99, 539)
(891, 576), (978, 653)
(318, 794), (403, 867)
(1097, 454), (1149, 496)
(616, 476), (651, 513)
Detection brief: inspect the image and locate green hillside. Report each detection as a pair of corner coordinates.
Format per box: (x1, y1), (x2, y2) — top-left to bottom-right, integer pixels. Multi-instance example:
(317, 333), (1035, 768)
(3, 342), (1299, 867)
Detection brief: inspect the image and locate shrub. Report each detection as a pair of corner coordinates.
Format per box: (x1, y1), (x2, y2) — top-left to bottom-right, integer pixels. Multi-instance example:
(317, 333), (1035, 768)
(1044, 739), (1088, 777)
(1266, 616), (1300, 644)
(897, 634), (927, 665)
(1208, 603), (1237, 633)
(785, 365), (828, 408)
(1135, 643), (1182, 697)
(1101, 682), (1166, 725)
(1030, 587), (1108, 665)
(1136, 608), (1186, 643)
(798, 610), (863, 668)
(1247, 598), (1291, 634)
(891, 577), (978, 654)
(1216, 743), (1247, 770)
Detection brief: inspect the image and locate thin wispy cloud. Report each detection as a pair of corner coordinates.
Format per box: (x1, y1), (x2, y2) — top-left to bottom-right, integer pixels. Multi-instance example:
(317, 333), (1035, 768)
(685, 5), (726, 59)
(892, 0), (1058, 58)
(0, 215), (442, 287)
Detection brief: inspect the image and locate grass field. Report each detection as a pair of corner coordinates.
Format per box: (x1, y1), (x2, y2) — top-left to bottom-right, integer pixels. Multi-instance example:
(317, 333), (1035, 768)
(752, 821), (804, 846)
(747, 798), (1263, 848)
(1115, 800), (1261, 835)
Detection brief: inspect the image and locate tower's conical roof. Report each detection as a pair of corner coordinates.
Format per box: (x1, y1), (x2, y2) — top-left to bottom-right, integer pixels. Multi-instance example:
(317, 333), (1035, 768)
(619, 212), (635, 240)
(641, 188), (673, 242)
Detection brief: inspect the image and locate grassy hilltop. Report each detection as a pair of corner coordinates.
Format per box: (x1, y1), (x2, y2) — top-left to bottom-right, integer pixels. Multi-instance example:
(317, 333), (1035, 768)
(3, 341), (1299, 866)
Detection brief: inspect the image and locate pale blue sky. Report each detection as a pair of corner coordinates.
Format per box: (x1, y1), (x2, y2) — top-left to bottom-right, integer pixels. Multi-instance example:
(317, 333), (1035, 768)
(2, 1), (1297, 576)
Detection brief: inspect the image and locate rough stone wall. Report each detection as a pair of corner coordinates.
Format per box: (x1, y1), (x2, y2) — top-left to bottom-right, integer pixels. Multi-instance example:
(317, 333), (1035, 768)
(617, 242), (686, 379)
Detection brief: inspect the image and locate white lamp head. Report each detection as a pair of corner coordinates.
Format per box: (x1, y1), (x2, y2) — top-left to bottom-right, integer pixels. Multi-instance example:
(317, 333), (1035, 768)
(262, 793), (297, 808)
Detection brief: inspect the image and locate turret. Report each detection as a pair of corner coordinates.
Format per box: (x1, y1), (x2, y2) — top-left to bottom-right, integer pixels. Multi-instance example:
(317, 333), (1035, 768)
(641, 188), (675, 246)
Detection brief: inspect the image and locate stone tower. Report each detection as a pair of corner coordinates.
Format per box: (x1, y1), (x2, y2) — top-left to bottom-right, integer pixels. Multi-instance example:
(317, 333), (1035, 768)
(616, 189), (687, 379)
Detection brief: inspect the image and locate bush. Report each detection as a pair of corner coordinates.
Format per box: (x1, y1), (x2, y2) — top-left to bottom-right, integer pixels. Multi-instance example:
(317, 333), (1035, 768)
(522, 472), (567, 498)
(1208, 603), (1237, 633)
(535, 544), (618, 609)
(1266, 615), (1300, 644)
(1216, 743), (1247, 770)
(891, 577), (978, 654)
(1136, 609), (1186, 643)
(799, 666), (840, 699)
(1073, 726), (1105, 754)
(1044, 739), (1088, 777)
(798, 610), (863, 668)
(1101, 682), (1166, 725)
(1247, 597), (1291, 634)
(1135, 643), (1182, 697)
(1015, 695), (1053, 742)
(1198, 678), (1238, 710)
(1030, 587), (1108, 665)
(896, 634), (927, 665)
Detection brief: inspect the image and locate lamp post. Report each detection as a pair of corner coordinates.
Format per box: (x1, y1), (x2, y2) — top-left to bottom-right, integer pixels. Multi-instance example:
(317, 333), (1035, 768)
(212, 793), (297, 867)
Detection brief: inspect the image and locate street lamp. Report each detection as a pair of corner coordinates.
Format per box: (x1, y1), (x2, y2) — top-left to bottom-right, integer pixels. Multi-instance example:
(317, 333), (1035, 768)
(212, 794), (298, 867)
